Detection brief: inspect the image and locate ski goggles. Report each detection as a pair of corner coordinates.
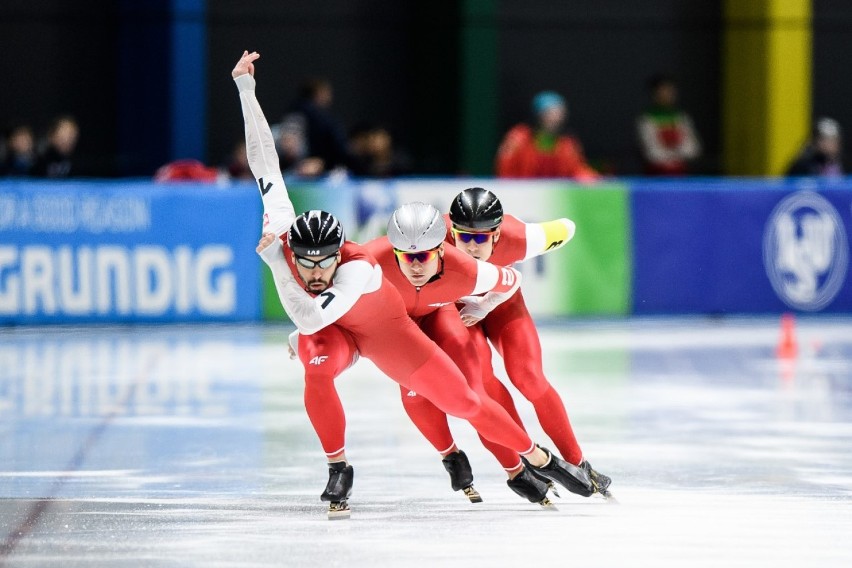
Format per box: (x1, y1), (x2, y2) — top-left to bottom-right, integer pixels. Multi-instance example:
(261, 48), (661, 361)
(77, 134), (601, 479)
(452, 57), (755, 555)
(451, 228), (496, 244)
(294, 254), (338, 270)
(393, 247), (441, 265)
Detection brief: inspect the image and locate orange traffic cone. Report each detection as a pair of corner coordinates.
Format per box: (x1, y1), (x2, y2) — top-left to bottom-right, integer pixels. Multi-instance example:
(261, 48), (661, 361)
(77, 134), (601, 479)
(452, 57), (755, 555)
(776, 312), (798, 359)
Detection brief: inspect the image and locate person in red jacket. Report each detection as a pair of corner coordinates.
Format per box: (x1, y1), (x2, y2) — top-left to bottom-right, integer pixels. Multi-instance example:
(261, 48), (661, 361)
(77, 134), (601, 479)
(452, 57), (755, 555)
(444, 187), (613, 498)
(233, 50), (592, 518)
(495, 91), (598, 181)
(364, 203), (581, 506)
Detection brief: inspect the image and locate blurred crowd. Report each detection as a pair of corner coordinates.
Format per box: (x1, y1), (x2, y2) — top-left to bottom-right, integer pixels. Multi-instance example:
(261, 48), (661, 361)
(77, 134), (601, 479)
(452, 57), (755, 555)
(221, 76), (413, 183)
(2, 74), (843, 183)
(0, 116), (79, 178)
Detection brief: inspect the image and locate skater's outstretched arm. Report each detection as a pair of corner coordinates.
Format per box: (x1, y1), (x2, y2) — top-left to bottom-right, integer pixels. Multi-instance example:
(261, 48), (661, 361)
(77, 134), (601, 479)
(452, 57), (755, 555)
(232, 50), (296, 237)
(520, 217), (576, 260)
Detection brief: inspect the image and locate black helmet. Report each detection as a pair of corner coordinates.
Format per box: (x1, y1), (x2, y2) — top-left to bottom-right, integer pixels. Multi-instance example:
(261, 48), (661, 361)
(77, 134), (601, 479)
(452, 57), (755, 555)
(287, 210), (345, 257)
(449, 187), (503, 230)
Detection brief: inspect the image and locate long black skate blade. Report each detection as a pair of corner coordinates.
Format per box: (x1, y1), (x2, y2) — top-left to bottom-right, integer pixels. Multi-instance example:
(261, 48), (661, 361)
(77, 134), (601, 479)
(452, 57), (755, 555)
(598, 489), (618, 504)
(547, 481), (561, 499)
(327, 500), (351, 520)
(463, 485), (483, 503)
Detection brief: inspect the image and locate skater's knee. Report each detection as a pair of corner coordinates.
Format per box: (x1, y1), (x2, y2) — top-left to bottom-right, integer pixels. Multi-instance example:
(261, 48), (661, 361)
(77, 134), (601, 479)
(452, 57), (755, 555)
(409, 377), (480, 418)
(304, 372), (338, 394)
(509, 369), (550, 400)
(439, 388), (481, 419)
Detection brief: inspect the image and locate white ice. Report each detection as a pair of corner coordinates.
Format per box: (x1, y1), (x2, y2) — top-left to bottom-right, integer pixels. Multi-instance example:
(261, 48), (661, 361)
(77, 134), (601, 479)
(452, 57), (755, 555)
(0, 316), (850, 567)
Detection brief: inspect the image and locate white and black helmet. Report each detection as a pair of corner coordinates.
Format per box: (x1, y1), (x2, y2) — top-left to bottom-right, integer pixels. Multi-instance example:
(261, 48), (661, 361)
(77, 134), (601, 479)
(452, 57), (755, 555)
(387, 202), (446, 251)
(288, 210), (345, 257)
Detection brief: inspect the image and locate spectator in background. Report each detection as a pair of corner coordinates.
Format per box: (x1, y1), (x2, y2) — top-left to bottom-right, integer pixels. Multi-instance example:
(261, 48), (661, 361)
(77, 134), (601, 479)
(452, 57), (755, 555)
(786, 117), (843, 177)
(636, 74), (701, 176)
(1, 123), (36, 176)
(347, 122), (412, 178)
(154, 159), (220, 183)
(495, 91), (598, 181)
(227, 140), (253, 181)
(33, 115), (79, 178)
(283, 77), (350, 175)
(274, 113), (324, 177)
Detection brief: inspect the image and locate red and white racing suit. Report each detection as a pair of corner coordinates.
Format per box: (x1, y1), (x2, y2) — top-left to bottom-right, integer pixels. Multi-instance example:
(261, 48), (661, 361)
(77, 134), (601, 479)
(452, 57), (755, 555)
(235, 71), (538, 461)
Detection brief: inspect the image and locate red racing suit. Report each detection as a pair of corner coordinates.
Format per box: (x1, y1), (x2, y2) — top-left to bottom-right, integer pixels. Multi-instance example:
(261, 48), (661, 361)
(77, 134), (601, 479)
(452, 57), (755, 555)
(364, 237), (527, 470)
(444, 212), (586, 465)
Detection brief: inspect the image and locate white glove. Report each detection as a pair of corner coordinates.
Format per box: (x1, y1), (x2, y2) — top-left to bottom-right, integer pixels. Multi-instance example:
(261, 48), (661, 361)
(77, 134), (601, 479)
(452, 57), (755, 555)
(458, 296), (489, 326)
(287, 329), (299, 360)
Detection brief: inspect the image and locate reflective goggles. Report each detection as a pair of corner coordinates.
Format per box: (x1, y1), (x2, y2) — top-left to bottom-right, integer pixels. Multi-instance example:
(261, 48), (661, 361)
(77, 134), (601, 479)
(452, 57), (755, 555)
(393, 247), (440, 265)
(451, 227), (496, 244)
(294, 253), (338, 269)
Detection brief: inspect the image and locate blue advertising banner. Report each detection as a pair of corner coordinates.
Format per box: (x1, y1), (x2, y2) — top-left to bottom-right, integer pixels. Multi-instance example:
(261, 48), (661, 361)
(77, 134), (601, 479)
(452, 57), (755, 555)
(0, 180), (262, 323)
(631, 179), (852, 314)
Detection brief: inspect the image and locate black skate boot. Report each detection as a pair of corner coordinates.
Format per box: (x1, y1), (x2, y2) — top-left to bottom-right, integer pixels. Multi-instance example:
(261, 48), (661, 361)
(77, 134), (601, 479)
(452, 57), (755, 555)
(526, 446), (594, 498)
(320, 461), (354, 519)
(580, 459), (615, 501)
(507, 467), (556, 509)
(441, 450), (482, 503)
(522, 459), (561, 498)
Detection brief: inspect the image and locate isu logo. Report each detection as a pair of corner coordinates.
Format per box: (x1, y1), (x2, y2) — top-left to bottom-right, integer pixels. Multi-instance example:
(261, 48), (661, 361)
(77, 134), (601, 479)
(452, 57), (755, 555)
(763, 191), (848, 311)
(309, 355), (329, 365)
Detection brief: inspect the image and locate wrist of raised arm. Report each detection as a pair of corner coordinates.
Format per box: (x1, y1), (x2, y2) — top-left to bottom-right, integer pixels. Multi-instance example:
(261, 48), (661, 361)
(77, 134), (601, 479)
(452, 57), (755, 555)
(234, 74), (256, 92)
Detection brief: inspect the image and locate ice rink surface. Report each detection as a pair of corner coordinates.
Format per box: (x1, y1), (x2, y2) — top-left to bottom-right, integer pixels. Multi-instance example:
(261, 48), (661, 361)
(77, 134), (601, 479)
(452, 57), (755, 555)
(1, 316), (851, 567)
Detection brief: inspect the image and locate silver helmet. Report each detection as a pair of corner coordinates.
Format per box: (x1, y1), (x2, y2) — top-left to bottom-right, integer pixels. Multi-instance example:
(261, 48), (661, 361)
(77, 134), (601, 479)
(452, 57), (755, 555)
(387, 202), (446, 251)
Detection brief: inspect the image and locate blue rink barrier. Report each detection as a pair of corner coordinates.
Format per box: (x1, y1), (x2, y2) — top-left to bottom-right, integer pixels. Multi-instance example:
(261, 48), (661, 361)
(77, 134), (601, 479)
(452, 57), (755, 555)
(2, 177), (850, 323)
(630, 178), (852, 314)
(0, 180), (262, 324)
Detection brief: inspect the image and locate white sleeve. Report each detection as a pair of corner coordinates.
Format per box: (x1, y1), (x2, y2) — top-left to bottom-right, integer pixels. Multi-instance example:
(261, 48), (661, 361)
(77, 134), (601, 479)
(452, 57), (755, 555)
(288, 329), (300, 355)
(637, 115), (678, 163)
(462, 261), (523, 318)
(523, 218), (576, 260)
(677, 114), (702, 160)
(258, 240), (382, 335)
(234, 73), (295, 237)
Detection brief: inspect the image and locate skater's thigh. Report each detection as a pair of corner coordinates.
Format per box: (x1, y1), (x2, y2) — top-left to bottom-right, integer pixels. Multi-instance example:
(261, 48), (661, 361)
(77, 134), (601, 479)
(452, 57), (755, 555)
(421, 305), (484, 393)
(298, 325), (359, 378)
(356, 316), (436, 387)
(484, 291), (541, 360)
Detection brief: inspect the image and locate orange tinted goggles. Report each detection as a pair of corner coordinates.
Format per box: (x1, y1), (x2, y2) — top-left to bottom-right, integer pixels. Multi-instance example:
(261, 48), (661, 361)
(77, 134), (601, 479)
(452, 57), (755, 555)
(393, 247), (440, 264)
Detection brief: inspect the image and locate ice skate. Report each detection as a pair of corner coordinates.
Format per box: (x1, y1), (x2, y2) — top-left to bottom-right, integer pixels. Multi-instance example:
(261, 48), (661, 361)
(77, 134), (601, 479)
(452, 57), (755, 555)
(580, 459), (616, 501)
(526, 446), (595, 498)
(507, 467), (557, 509)
(320, 461), (354, 519)
(441, 450), (482, 503)
(523, 459), (561, 498)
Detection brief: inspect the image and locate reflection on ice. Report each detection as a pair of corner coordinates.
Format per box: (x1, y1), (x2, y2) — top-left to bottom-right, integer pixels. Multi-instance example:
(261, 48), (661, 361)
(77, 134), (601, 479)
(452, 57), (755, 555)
(0, 318), (850, 567)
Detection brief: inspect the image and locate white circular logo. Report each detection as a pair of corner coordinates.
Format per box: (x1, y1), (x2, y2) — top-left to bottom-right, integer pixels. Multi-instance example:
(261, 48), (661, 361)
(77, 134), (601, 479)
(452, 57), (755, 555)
(763, 191), (848, 311)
